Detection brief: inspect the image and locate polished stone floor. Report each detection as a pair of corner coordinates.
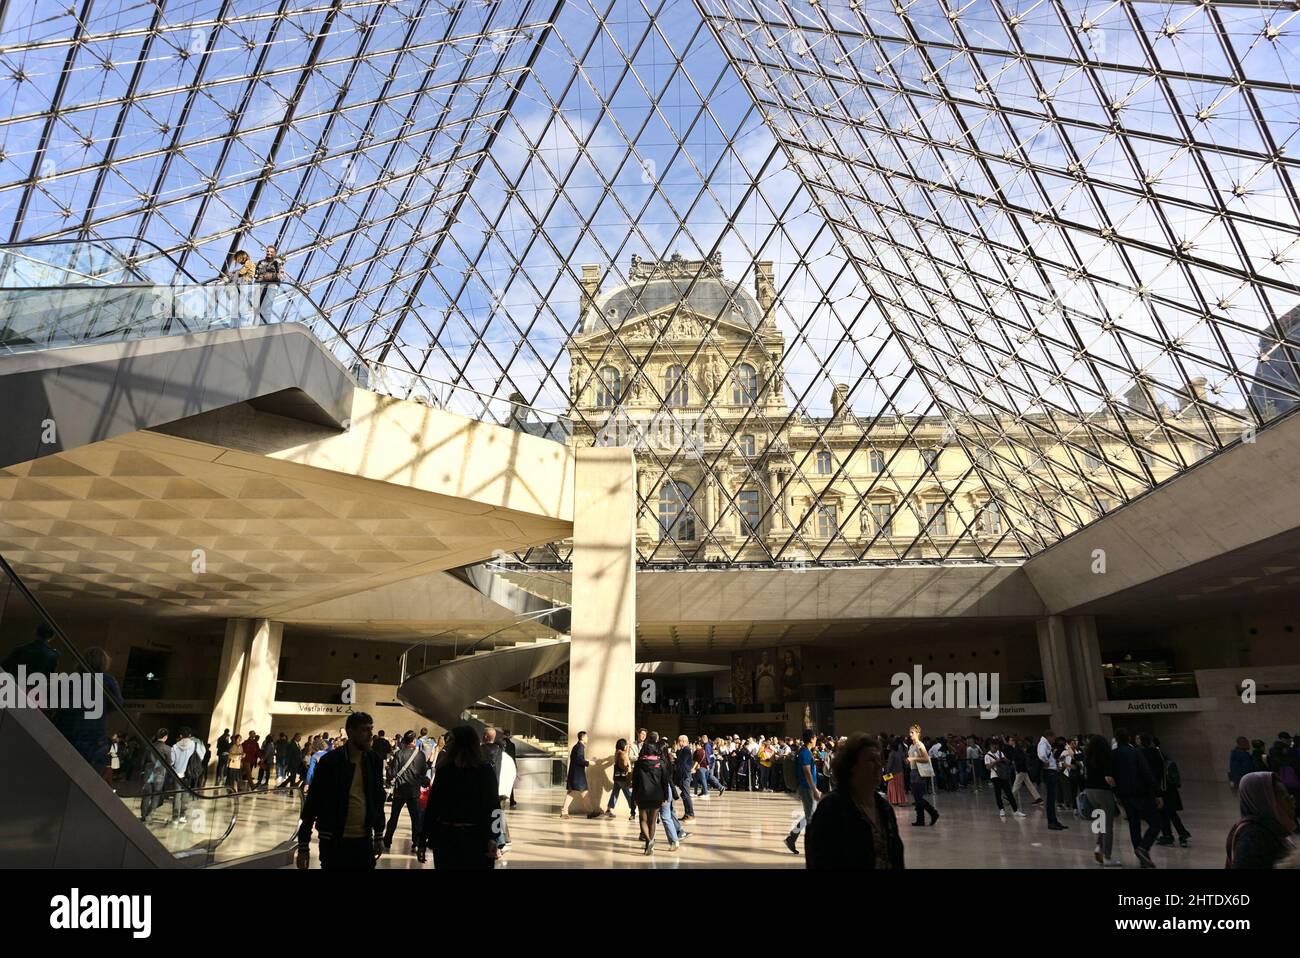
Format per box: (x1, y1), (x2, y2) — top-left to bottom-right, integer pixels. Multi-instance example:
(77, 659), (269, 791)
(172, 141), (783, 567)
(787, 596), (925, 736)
(365, 781), (1243, 870)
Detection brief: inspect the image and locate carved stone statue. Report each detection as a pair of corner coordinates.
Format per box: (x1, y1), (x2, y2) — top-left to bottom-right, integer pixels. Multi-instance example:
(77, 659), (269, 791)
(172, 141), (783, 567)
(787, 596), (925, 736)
(705, 355), (720, 392)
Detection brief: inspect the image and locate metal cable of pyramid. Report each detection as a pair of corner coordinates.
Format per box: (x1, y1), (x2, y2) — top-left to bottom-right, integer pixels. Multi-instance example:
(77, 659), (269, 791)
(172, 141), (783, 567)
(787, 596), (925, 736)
(0, 0), (1295, 570)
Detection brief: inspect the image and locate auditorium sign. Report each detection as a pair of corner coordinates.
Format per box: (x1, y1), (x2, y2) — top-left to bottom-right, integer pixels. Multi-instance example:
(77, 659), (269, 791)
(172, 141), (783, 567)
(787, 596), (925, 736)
(1097, 698), (1217, 714)
(957, 703), (1052, 718)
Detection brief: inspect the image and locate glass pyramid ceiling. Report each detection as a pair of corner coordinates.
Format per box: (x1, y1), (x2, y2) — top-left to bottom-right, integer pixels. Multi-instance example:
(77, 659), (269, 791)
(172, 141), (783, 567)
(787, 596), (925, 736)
(0, 0), (1296, 569)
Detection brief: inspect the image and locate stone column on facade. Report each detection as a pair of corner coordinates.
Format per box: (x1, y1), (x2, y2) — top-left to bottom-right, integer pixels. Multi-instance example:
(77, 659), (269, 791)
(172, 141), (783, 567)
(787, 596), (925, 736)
(568, 447), (637, 815)
(764, 462), (774, 530)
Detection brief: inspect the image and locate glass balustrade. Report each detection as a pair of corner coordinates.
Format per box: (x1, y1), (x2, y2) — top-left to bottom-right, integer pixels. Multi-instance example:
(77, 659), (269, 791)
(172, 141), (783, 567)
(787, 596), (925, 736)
(0, 238), (570, 442)
(0, 552), (303, 866)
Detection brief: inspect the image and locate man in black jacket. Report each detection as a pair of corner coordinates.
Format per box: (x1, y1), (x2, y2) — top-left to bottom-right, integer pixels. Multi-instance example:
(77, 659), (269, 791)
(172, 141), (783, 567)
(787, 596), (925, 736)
(278, 733), (304, 789)
(1112, 727), (1163, 868)
(673, 734), (697, 822)
(383, 730), (428, 850)
(296, 712), (385, 870)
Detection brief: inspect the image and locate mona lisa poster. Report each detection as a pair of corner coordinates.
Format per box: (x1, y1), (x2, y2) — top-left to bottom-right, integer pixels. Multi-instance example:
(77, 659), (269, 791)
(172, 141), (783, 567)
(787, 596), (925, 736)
(731, 647), (802, 707)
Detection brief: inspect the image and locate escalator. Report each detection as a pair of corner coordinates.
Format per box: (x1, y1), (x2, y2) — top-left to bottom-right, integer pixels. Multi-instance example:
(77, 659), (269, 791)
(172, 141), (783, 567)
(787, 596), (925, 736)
(0, 552), (303, 868)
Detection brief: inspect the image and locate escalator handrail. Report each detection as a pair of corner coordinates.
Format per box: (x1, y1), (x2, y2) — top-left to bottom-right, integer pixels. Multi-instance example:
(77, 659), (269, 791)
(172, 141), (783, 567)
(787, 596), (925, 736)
(0, 551), (302, 854)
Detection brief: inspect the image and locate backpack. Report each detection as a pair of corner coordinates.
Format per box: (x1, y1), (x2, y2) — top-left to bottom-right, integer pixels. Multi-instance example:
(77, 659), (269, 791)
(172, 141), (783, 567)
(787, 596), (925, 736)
(1164, 758), (1181, 790)
(996, 754), (1014, 781)
(182, 746), (205, 787)
(782, 752), (798, 790)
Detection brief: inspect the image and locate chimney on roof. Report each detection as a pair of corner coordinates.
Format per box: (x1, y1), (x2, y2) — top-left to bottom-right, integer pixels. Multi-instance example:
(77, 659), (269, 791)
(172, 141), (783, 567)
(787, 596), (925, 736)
(1175, 376), (1207, 410)
(1125, 380), (1154, 414)
(580, 264), (601, 317)
(755, 260), (775, 314)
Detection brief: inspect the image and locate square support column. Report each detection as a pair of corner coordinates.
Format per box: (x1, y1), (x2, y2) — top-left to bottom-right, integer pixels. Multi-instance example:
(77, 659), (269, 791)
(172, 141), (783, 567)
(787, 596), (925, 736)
(1036, 615), (1077, 736)
(238, 618), (284, 739)
(1065, 615), (1110, 738)
(209, 619), (251, 741)
(568, 447), (637, 814)
(1036, 614), (1109, 739)
(208, 618), (283, 742)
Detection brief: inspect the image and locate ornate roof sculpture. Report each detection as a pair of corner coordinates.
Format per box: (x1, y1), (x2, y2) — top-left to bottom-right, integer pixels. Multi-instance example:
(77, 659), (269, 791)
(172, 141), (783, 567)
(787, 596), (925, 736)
(0, 0), (1296, 568)
(581, 253), (768, 334)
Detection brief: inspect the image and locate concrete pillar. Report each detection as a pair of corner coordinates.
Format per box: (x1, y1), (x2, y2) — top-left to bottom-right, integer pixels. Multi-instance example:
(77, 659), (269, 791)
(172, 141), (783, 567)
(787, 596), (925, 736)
(1035, 614), (1110, 738)
(238, 618), (284, 739)
(568, 447), (637, 814)
(209, 619), (251, 741)
(1065, 615), (1110, 738)
(1036, 615), (1076, 736)
(207, 618), (282, 742)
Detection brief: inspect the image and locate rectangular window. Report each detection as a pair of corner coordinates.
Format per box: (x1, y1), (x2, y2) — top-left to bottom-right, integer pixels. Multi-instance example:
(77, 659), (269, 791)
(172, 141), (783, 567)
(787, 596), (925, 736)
(737, 488), (760, 534)
(871, 501), (892, 537)
(923, 448), (941, 471)
(925, 501), (947, 537)
(817, 504), (838, 539)
(868, 449), (885, 472)
(738, 434), (756, 457)
(816, 450), (832, 474)
(980, 502), (1001, 535)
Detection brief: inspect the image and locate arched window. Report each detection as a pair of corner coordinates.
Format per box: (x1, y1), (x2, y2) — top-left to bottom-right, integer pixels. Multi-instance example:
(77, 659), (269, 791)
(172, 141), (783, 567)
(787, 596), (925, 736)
(595, 365), (621, 408)
(732, 363), (757, 405)
(664, 364), (689, 407)
(658, 481), (696, 541)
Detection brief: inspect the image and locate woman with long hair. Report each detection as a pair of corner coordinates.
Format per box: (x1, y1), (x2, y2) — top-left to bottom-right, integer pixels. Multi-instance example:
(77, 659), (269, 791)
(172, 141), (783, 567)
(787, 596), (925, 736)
(1083, 734), (1120, 866)
(605, 737), (634, 819)
(805, 734), (904, 869)
(1226, 771), (1297, 869)
(418, 725), (499, 869)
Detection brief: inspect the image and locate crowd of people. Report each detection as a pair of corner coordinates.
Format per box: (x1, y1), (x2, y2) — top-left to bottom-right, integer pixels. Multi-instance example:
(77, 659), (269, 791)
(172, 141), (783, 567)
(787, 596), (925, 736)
(122, 715), (1300, 871)
(293, 716), (520, 870)
(558, 722), (1300, 870)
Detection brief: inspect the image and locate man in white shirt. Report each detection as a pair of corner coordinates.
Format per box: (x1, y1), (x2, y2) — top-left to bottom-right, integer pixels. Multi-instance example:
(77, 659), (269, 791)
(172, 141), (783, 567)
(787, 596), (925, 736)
(1037, 730), (1067, 831)
(627, 728), (646, 764)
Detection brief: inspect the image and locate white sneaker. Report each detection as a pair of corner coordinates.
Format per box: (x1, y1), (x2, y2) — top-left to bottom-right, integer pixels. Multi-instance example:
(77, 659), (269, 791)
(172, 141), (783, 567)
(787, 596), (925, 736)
(1013, 811), (1027, 818)
(1104, 858), (1123, 867)
(999, 809), (1006, 818)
